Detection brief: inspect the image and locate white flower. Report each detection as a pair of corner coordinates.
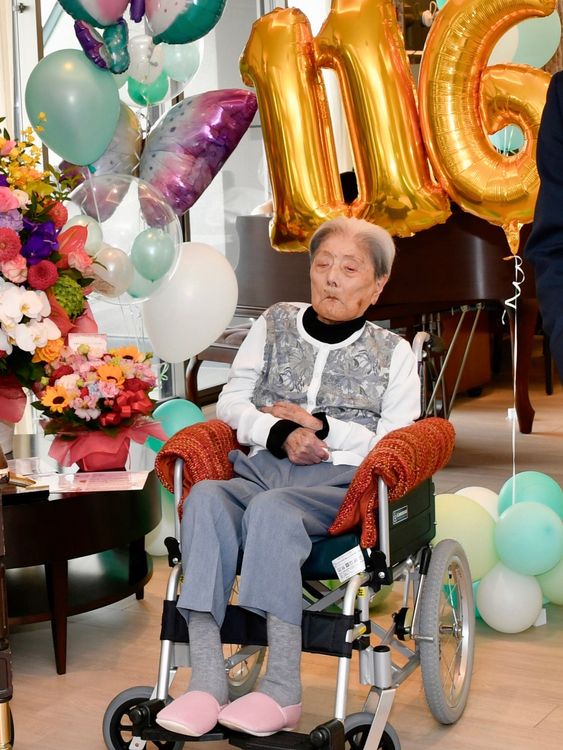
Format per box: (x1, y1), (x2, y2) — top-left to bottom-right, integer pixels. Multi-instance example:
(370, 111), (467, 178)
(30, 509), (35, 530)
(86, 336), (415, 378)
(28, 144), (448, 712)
(12, 189), (30, 208)
(12, 318), (61, 352)
(57, 373), (80, 393)
(0, 327), (12, 355)
(34, 289), (51, 318)
(0, 284), (25, 325)
(0, 285), (46, 323)
(19, 289), (45, 320)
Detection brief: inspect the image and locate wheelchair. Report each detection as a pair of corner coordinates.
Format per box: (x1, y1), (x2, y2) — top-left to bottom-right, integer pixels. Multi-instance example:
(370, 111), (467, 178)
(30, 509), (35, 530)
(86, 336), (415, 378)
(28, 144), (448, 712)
(103, 418), (475, 750)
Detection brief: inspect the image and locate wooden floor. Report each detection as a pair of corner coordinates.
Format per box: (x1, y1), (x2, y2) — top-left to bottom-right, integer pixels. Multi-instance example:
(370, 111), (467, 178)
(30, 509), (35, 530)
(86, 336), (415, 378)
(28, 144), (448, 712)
(8, 347), (563, 749)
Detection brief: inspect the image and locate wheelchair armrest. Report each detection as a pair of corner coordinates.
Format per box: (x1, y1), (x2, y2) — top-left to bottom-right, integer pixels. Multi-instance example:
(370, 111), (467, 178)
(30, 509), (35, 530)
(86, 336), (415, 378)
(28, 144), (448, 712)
(329, 417), (455, 548)
(154, 420), (240, 515)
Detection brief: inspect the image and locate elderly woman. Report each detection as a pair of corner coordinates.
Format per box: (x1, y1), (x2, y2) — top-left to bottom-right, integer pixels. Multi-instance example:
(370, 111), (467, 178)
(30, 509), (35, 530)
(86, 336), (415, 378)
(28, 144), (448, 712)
(156, 216), (420, 738)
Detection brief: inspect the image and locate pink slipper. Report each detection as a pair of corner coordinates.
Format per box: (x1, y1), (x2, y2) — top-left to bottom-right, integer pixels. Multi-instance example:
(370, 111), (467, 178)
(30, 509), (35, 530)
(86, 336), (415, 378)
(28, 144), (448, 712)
(156, 691), (225, 736)
(218, 693), (301, 736)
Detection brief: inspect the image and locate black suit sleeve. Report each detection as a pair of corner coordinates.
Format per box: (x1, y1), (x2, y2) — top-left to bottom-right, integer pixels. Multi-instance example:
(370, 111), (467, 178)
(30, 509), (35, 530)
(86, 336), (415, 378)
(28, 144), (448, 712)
(525, 71), (563, 380)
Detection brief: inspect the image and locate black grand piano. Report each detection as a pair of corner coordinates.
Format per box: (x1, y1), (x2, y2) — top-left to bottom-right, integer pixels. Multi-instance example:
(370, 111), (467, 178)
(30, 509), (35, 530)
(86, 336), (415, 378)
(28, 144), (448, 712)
(187, 209), (538, 433)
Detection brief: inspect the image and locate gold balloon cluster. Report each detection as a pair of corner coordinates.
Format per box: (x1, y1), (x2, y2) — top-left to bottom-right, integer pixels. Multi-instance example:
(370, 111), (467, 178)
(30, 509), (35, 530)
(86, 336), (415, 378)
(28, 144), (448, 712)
(240, 0), (554, 253)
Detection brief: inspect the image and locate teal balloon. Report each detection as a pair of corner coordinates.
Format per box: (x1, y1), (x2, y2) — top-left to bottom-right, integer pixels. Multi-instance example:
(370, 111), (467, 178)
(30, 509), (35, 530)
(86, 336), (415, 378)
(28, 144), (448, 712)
(25, 49), (120, 166)
(128, 71), (169, 106)
(495, 501), (563, 576)
(131, 228), (176, 281)
(149, 0), (227, 45)
(514, 13), (561, 68)
(489, 125), (524, 155)
(498, 471), (563, 519)
(147, 399), (206, 452)
(162, 41), (202, 83)
(104, 20), (130, 74)
(128, 270), (156, 301)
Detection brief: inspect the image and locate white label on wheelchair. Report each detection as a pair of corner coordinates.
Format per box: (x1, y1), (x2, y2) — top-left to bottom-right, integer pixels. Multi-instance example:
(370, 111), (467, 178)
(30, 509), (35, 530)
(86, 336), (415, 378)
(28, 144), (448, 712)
(332, 545), (366, 582)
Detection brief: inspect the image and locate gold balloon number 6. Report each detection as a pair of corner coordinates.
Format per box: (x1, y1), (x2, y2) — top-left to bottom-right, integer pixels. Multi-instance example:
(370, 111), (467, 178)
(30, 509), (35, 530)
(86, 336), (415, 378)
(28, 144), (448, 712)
(241, 0), (554, 252)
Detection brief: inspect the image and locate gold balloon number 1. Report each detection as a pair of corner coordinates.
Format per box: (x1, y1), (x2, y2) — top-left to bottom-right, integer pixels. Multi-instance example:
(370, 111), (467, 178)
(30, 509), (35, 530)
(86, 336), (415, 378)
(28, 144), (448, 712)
(241, 0), (553, 252)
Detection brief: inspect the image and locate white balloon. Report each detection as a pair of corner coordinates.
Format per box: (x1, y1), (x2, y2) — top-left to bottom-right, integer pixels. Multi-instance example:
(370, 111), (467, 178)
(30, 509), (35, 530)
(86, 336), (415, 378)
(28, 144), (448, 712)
(91, 244), (134, 298)
(128, 35), (164, 85)
(142, 242), (238, 363)
(455, 486), (499, 521)
(476, 562), (542, 634)
(62, 215), (103, 255)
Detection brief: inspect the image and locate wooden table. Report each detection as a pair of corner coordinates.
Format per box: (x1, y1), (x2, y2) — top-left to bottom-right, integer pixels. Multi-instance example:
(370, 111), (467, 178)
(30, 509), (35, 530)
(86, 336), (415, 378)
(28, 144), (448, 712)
(2, 440), (161, 675)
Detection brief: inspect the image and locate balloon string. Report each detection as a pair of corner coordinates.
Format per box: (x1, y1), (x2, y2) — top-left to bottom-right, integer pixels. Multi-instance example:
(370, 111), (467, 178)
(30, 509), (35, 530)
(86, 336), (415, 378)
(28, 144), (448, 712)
(503, 255), (525, 505)
(85, 167), (102, 225)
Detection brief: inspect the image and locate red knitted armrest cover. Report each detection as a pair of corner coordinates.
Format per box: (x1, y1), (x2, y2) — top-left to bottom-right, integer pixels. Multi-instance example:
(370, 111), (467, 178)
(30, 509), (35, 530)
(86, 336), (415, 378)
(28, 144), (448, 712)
(329, 417), (456, 548)
(154, 419), (240, 518)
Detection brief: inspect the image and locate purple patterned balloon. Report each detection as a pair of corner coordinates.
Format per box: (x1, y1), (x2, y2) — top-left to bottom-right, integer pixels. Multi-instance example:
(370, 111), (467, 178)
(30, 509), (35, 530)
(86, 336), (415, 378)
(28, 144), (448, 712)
(139, 89), (257, 216)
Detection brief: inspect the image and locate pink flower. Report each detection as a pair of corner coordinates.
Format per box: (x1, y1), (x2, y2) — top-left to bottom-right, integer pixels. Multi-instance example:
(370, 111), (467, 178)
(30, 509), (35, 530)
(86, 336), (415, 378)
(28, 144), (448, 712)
(27, 260), (59, 290)
(98, 380), (120, 398)
(1, 254), (27, 283)
(0, 140), (16, 156)
(68, 246), (93, 274)
(0, 227), (22, 261)
(0, 187), (19, 212)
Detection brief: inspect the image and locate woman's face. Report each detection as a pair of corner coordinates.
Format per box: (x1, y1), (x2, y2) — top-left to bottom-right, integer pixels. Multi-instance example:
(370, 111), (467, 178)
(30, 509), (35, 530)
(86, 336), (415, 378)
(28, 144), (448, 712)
(310, 233), (388, 324)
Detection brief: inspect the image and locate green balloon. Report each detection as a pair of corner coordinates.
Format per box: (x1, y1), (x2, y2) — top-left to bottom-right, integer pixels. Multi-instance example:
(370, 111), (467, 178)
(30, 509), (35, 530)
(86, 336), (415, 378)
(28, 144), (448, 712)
(25, 49), (120, 166)
(162, 41), (202, 83)
(495, 501), (563, 576)
(147, 399), (206, 452)
(152, 0), (226, 44)
(131, 228), (176, 281)
(498, 471), (563, 519)
(127, 71), (169, 106)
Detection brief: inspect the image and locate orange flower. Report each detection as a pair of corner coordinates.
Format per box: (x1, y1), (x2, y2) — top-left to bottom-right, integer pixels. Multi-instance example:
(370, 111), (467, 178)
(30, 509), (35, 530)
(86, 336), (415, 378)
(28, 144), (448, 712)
(32, 337), (65, 363)
(97, 363), (125, 386)
(109, 346), (144, 362)
(41, 385), (71, 413)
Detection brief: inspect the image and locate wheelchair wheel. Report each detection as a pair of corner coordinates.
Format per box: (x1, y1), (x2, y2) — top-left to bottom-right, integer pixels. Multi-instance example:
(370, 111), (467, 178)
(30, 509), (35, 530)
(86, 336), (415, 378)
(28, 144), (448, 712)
(343, 712), (401, 750)
(418, 539), (475, 724)
(224, 644), (266, 700)
(102, 686), (184, 750)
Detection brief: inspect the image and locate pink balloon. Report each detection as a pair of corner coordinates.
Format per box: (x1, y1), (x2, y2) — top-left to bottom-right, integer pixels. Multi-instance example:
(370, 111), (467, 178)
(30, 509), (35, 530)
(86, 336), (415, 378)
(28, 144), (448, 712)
(139, 89), (257, 216)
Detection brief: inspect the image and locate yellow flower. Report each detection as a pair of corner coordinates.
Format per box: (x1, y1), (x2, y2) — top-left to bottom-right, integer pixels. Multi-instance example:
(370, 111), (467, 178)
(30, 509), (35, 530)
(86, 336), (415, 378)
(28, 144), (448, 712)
(109, 346), (144, 362)
(35, 125), (44, 133)
(97, 363), (125, 387)
(32, 338), (65, 364)
(41, 386), (71, 413)
(38, 112), (47, 121)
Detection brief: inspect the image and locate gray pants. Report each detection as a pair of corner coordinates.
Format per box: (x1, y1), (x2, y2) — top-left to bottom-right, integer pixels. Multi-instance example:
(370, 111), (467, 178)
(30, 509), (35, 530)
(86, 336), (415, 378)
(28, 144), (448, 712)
(178, 450), (356, 626)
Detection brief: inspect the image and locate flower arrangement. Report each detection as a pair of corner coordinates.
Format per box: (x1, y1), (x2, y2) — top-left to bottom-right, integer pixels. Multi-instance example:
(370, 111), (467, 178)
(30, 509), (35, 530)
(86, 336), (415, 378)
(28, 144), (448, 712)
(0, 117), (96, 423)
(32, 341), (166, 469)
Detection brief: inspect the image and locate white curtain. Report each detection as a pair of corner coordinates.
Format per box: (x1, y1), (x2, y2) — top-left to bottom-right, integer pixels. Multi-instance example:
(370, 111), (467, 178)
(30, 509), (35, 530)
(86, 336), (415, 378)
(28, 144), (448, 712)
(0, 1), (14, 134)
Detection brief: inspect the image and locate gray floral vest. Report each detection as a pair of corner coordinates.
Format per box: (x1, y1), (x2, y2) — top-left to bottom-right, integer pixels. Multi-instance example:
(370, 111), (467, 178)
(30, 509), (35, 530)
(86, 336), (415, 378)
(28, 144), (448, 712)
(252, 303), (401, 432)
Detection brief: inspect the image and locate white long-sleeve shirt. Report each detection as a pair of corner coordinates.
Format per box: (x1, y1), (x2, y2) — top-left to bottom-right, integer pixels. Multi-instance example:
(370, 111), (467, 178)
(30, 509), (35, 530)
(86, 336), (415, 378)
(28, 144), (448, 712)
(217, 303), (421, 466)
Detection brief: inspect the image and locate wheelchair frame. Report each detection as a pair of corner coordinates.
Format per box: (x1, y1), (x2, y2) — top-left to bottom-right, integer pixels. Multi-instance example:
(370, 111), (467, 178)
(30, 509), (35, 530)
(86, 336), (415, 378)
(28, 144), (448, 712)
(103, 456), (475, 750)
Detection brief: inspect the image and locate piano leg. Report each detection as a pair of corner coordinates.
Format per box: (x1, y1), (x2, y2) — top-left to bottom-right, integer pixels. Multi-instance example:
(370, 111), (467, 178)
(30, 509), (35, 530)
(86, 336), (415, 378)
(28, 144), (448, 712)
(507, 297), (538, 434)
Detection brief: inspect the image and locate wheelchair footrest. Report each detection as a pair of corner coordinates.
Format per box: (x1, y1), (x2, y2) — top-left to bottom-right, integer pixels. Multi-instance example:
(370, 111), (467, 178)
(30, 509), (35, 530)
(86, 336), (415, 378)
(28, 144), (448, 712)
(229, 720), (345, 750)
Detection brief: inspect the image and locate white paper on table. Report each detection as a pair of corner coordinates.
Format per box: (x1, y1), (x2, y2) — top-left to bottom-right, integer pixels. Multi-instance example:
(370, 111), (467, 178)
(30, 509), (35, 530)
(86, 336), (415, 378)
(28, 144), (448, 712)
(46, 471), (149, 493)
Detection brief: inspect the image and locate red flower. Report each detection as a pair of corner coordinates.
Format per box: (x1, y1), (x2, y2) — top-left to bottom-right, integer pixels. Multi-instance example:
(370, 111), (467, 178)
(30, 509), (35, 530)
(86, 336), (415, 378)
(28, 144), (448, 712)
(27, 259), (59, 290)
(48, 202), (68, 230)
(50, 364), (74, 383)
(125, 377), (152, 392)
(0, 227), (22, 262)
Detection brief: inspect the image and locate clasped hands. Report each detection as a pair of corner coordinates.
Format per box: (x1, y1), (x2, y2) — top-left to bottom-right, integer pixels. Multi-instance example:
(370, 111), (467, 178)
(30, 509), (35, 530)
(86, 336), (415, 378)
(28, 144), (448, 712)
(261, 401), (329, 465)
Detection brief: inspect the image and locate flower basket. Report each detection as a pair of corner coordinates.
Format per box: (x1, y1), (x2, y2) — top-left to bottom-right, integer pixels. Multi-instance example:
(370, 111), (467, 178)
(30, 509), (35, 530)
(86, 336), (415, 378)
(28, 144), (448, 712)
(48, 420), (166, 470)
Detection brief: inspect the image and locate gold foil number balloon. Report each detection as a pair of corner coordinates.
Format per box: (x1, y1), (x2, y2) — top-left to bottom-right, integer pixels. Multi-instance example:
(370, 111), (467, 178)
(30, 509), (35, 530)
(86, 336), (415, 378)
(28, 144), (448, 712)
(240, 8), (348, 252)
(241, 1), (451, 251)
(418, 0), (554, 253)
(315, 0), (450, 238)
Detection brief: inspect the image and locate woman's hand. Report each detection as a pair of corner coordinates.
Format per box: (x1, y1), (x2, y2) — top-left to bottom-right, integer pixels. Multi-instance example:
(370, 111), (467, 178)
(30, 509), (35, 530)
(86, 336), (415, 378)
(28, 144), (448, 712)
(283, 428), (329, 465)
(261, 402), (322, 431)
